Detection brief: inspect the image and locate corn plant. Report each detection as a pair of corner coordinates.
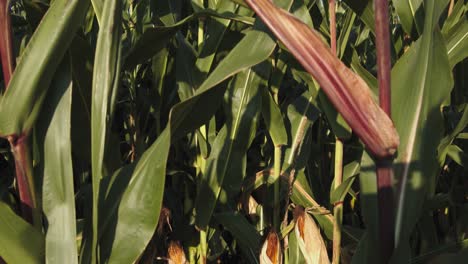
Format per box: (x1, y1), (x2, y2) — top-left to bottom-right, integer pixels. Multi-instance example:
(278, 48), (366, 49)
(0, 0), (467, 263)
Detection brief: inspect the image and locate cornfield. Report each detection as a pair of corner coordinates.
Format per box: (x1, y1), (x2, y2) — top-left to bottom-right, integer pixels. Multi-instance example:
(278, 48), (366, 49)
(0, 0), (467, 263)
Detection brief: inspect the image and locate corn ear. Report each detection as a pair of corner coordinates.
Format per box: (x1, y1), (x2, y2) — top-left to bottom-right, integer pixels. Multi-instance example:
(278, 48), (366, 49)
(260, 230), (283, 264)
(294, 206), (330, 264)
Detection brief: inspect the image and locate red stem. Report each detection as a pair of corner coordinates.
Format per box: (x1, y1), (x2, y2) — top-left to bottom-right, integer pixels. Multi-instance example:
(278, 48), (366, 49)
(0, 3), (22, 263)
(375, 0), (392, 115)
(0, 0), (15, 87)
(376, 160), (394, 262)
(0, 1), (35, 225)
(8, 135), (35, 223)
(375, 0), (394, 262)
(329, 2), (342, 264)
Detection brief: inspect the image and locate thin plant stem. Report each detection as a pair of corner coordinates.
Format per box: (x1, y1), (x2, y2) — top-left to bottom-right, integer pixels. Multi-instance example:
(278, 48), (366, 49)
(375, 0), (392, 115)
(1, 1), (40, 229)
(200, 229), (207, 264)
(329, 1), (343, 263)
(376, 159), (394, 262)
(7, 135), (40, 227)
(332, 139), (343, 264)
(0, 0), (14, 87)
(273, 145), (282, 231)
(375, 0), (395, 262)
(198, 6), (204, 51)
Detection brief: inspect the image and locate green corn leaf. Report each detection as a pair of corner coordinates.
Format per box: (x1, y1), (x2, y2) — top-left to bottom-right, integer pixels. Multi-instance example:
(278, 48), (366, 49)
(392, 0), (453, 261)
(352, 152), (380, 263)
(100, 21), (277, 256)
(444, 19), (468, 67)
(70, 36), (93, 163)
(106, 129), (170, 264)
(97, 163), (135, 261)
(196, 0), (238, 76)
(37, 57), (77, 264)
(342, 0), (375, 33)
(91, 0), (102, 24)
(284, 90), (319, 168)
(261, 87), (287, 146)
(330, 161), (360, 204)
(195, 68), (261, 229)
(442, 0), (466, 32)
(446, 144), (468, 167)
(0, 0), (89, 136)
(438, 104), (468, 165)
(350, 51), (378, 93)
(169, 18), (282, 141)
(337, 8), (357, 59)
(0, 201), (45, 264)
(89, 0), (122, 262)
(393, 0), (425, 37)
(124, 10), (254, 69)
(215, 212), (261, 263)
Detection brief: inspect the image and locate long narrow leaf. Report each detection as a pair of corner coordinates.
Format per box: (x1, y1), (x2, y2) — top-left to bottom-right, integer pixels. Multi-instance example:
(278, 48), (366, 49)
(0, 0), (89, 136)
(393, 0), (424, 36)
(244, 0), (399, 158)
(107, 129), (170, 264)
(392, 0), (453, 261)
(38, 57), (77, 264)
(444, 19), (468, 67)
(124, 9), (254, 68)
(89, 0), (122, 262)
(169, 20), (278, 140)
(194, 68), (261, 229)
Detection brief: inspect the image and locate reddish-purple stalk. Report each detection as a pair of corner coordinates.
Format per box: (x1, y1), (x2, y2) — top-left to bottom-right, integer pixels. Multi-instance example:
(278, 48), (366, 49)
(0, 1), (36, 225)
(0, 3), (20, 254)
(0, 0), (14, 86)
(375, 0), (395, 262)
(7, 135), (35, 223)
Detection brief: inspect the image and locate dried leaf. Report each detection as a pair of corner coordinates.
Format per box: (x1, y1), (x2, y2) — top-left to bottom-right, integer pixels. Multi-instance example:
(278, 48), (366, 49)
(294, 207), (330, 264)
(245, 0), (399, 158)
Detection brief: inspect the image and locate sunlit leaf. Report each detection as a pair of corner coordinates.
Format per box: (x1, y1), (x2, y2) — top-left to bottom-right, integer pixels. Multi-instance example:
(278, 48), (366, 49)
(0, 202), (44, 264)
(392, 0), (453, 261)
(38, 57), (78, 264)
(89, 0), (122, 261)
(245, 0), (399, 158)
(0, 0), (89, 136)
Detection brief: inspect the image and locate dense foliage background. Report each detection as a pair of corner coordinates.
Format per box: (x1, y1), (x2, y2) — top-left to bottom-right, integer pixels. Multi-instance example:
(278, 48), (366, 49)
(0, 0), (467, 263)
